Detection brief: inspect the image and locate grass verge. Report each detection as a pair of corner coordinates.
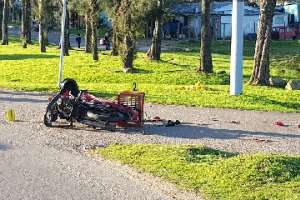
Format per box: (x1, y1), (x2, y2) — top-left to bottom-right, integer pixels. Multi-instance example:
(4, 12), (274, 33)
(96, 144), (300, 200)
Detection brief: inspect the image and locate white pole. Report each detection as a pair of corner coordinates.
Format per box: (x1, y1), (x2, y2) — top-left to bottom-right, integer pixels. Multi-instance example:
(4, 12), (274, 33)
(230, 0), (244, 96)
(58, 0), (67, 87)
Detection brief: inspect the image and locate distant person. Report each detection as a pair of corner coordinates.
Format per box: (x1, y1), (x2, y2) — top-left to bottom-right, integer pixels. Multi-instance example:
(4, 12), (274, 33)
(75, 34), (81, 48)
(104, 33), (110, 50)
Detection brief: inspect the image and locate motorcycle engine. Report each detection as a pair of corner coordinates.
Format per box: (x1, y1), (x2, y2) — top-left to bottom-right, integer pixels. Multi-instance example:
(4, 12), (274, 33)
(57, 96), (74, 119)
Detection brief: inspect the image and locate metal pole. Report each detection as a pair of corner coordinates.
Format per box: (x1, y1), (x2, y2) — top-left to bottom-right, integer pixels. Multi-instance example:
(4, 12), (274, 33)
(58, 0), (67, 87)
(230, 0), (244, 96)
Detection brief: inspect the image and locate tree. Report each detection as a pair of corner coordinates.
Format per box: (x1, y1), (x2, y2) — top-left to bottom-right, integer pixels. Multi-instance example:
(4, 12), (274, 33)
(27, 0), (32, 44)
(249, 0), (277, 85)
(64, 9), (70, 56)
(38, 0), (46, 52)
(68, 0), (92, 53)
(111, 0), (121, 56)
(145, 0), (187, 60)
(21, 0), (32, 48)
(0, 0), (3, 40)
(147, 0), (163, 60)
(85, 5), (92, 53)
(117, 0), (136, 72)
(198, 0), (213, 73)
(88, 0), (99, 61)
(1, 0), (9, 45)
(103, 0), (121, 56)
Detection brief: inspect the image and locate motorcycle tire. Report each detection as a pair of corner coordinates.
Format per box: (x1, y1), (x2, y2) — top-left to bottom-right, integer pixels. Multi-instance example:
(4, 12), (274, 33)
(44, 109), (58, 127)
(105, 122), (117, 132)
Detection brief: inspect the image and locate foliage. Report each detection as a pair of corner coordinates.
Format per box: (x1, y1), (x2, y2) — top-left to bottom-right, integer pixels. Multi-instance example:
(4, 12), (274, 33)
(0, 38), (300, 112)
(97, 144), (300, 200)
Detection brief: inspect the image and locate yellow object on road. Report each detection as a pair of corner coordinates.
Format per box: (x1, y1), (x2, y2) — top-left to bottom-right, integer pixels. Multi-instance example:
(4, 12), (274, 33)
(5, 109), (16, 122)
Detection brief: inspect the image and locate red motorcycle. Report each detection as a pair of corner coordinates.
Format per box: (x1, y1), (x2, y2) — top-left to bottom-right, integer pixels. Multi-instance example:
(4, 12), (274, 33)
(44, 79), (140, 131)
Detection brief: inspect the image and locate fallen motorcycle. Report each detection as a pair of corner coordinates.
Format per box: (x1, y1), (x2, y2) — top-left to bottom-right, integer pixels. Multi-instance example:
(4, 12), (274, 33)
(44, 79), (140, 131)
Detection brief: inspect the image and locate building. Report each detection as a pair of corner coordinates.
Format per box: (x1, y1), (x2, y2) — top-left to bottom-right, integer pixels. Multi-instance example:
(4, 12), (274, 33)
(284, 3), (300, 23)
(160, 2), (300, 40)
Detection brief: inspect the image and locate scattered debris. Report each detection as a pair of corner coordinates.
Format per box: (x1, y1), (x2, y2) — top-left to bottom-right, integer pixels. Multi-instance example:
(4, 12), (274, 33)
(145, 116), (182, 127)
(275, 121), (285, 127)
(242, 137), (273, 143)
(165, 120), (181, 127)
(152, 116), (162, 122)
(211, 118), (219, 122)
(5, 109), (16, 122)
(230, 120), (240, 124)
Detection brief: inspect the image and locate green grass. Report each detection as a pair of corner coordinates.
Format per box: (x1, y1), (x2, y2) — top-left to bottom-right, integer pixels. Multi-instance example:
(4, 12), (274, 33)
(0, 38), (300, 112)
(97, 144), (300, 200)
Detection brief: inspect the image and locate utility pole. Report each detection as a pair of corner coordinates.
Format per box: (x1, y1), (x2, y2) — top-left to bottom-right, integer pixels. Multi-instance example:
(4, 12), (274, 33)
(230, 0), (244, 96)
(58, 0), (67, 87)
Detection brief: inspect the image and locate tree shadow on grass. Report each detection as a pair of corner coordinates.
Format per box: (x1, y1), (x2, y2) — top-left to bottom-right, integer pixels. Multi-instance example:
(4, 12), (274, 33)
(185, 146), (238, 164)
(0, 54), (59, 61)
(88, 91), (117, 99)
(160, 59), (192, 69)
(243, 95), (300, 111)
(113, 68), (154, 74)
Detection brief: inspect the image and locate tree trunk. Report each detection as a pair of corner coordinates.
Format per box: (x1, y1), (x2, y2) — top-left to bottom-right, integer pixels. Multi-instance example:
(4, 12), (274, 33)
(120, 3), (135, 72)
(198, 0), (213, 73)
(147, 14), (162, 60)
(0, 0), (3, 40)
(90, 0), (98, 61)
(26, 0), (32, 44)
(21, 0), (30, 48)
(147, 0), (162, 60)
(250, 0), (276, 85)
(91, 19), (98, 60)
(39, 0), (46, 52)
(111, 1), (121, 56)
(1, 0), (9, 45)
(123, 34), (134, 71)
(111, 22), (119, 56)
(85, 8), (92, 53)
(64, 9), (70, 56)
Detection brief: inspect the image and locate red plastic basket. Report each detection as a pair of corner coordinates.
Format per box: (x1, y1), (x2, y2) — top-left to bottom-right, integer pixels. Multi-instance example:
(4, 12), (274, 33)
(118, 91), (145, 127)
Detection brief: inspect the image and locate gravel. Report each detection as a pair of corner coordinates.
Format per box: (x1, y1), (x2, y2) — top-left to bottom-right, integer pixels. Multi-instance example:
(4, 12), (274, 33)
(0, 89), (299, 199)
(1, 90), (299, 155)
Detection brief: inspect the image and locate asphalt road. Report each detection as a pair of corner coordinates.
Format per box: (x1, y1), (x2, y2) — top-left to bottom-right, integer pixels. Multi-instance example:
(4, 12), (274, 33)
(8, 26), (86, 48)
(0, 141), (182, 200)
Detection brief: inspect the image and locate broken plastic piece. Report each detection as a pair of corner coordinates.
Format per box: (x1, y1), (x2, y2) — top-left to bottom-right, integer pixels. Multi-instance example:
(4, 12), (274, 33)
(275, 121), (285, 127)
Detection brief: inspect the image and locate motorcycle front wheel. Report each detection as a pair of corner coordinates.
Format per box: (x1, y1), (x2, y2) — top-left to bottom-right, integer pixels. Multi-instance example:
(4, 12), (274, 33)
(44, 94), (60, 127)
(44, 110), (58, 127)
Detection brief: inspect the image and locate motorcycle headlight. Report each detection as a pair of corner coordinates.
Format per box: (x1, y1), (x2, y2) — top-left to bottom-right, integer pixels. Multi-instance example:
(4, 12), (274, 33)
(57, 98), (62, 105)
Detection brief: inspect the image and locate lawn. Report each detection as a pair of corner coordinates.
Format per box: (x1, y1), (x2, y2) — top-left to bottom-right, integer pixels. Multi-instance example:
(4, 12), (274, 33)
(0, 38), (300, 112)
(97, 144), (300, 200)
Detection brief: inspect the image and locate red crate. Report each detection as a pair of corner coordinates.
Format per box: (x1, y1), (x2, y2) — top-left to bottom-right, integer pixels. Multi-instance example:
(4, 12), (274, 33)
(118, 91), (145, 127)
